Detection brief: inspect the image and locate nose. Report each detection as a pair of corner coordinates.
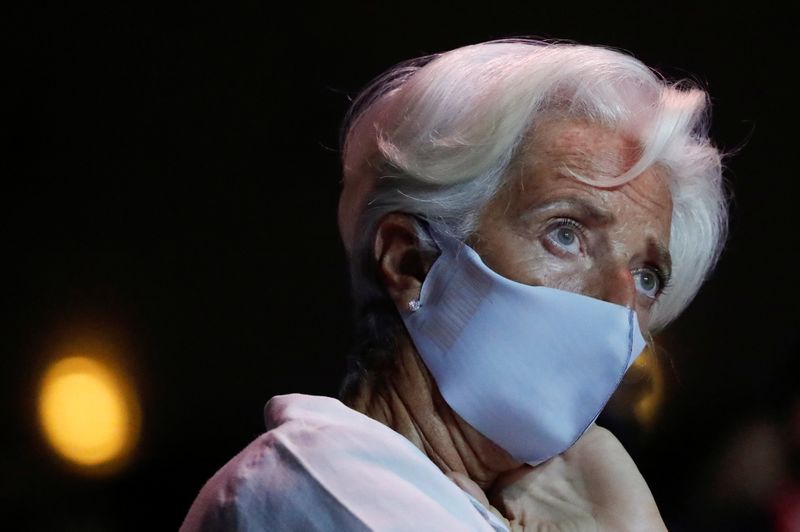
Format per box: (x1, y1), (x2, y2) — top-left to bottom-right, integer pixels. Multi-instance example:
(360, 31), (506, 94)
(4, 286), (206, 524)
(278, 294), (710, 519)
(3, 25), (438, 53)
(600, 266), (637, 309)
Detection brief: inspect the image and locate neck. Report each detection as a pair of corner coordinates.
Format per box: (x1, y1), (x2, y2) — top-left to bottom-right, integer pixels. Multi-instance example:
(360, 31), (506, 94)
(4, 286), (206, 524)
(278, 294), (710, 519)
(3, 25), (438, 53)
(346, 333), (520, 489)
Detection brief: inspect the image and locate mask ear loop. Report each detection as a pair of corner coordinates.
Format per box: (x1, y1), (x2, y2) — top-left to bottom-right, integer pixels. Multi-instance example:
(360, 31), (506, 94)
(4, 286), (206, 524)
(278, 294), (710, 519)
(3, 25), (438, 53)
(406, 219), (485, 314)
(643, 330), (656, 351)
(415, 218), (465, 257)
(406, 217), (447, 312)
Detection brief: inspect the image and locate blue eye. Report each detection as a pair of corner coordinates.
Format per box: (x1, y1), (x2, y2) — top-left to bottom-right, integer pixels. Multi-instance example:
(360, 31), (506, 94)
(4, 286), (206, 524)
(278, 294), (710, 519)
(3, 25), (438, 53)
(545, 220), (583, 255)
(633, 268), (662, 299)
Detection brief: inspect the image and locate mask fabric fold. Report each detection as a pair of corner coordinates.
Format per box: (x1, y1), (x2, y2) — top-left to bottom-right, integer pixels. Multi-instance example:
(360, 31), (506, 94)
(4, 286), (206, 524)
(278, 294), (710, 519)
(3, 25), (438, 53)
(401, 231), (646, 465)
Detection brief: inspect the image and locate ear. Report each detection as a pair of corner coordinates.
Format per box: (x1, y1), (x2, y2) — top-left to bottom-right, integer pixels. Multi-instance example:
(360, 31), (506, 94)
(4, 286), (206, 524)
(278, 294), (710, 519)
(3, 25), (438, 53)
(373, 213), (436, 312)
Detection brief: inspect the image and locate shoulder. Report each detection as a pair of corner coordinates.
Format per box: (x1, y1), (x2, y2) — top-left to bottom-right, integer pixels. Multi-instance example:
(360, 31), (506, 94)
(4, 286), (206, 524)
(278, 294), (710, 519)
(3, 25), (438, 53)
(181, 394), (502, 531)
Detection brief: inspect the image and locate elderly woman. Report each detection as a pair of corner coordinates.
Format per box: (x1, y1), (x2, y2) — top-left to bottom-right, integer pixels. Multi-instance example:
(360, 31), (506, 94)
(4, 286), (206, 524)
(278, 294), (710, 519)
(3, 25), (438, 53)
(182, 39), (727, 531)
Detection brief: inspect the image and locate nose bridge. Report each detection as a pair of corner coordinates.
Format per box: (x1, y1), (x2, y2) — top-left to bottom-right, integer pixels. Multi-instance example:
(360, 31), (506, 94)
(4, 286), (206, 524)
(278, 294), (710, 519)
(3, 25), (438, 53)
(599, 261), (636, 309)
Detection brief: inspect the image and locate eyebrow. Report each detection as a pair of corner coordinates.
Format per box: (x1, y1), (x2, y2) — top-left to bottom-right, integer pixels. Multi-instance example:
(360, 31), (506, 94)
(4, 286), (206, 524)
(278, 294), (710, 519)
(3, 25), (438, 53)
(521, 197), (615, 225)
(650, 240), (673, 283)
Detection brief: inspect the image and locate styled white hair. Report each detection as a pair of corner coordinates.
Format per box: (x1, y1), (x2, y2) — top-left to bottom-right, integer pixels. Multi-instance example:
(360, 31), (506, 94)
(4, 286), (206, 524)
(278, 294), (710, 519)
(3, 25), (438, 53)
(338, 39), (727, 373)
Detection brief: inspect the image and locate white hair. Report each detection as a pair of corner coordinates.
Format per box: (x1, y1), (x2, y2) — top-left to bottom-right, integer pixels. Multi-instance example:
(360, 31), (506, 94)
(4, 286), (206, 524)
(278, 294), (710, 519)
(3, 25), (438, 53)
(338, 39), (728, 371)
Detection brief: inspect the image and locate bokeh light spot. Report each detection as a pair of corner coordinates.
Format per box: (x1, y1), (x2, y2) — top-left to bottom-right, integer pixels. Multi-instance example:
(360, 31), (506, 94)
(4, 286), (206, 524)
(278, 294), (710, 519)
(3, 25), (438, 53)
(38, 356), (140, 469)
(631, 346), (665, 429)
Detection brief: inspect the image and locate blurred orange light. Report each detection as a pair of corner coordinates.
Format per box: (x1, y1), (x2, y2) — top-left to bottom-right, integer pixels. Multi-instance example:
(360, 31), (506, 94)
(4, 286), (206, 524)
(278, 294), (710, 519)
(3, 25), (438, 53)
(631, 346), (665, 429)
(38, 356), (140, 469)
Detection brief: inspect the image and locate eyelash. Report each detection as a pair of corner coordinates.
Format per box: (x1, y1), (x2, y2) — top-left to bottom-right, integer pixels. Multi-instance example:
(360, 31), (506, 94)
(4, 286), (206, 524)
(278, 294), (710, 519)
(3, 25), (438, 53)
(641, 267), (672, 297)
(544, 218), (586, 253)
(553, 218), (584, 233)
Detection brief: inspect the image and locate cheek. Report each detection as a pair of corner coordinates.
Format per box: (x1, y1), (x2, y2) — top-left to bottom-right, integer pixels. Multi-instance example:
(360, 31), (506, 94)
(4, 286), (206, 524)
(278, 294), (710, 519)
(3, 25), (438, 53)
(636, 310), (652, 333)
(496, 248), (594, 295)
(536, 262), (596, 295)
(473, 222), (594, 293)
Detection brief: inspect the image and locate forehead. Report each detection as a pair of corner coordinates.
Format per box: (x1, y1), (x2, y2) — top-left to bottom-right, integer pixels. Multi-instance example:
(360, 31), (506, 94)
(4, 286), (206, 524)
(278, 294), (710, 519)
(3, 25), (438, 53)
(529, 119), (641, 179)
(509, 119), (673, 227)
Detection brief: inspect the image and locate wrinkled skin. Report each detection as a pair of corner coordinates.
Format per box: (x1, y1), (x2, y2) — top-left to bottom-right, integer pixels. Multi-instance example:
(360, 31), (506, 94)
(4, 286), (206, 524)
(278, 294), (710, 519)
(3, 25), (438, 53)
(450, 424), (667, 531)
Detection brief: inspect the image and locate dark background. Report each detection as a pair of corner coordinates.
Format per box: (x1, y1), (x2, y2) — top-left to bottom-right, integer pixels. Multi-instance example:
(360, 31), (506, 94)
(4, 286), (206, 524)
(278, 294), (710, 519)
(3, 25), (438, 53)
(4, 3), (798, 531)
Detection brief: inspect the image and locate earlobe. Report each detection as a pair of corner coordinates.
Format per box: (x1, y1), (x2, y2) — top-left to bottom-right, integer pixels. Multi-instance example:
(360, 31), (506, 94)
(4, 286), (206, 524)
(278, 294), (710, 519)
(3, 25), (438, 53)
(373, 214), (434, 311)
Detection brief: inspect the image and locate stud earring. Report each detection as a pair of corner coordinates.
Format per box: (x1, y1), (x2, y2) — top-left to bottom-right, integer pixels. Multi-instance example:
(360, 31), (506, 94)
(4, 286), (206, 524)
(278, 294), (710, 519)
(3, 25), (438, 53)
(408, 299), (421, 312)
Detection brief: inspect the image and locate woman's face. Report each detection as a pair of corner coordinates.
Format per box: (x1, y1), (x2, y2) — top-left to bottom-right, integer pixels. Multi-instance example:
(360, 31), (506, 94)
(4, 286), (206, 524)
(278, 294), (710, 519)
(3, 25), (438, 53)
(470, 118), (673, 331)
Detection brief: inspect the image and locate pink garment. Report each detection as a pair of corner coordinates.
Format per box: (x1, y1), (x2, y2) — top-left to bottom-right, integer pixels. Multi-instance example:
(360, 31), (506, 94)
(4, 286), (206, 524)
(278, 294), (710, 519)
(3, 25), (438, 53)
(181, 393), (508, 531)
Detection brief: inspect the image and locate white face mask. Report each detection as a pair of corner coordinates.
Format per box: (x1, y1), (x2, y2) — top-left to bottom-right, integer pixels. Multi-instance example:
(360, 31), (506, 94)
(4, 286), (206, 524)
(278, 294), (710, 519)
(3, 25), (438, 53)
(401, 230), (646, 465)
